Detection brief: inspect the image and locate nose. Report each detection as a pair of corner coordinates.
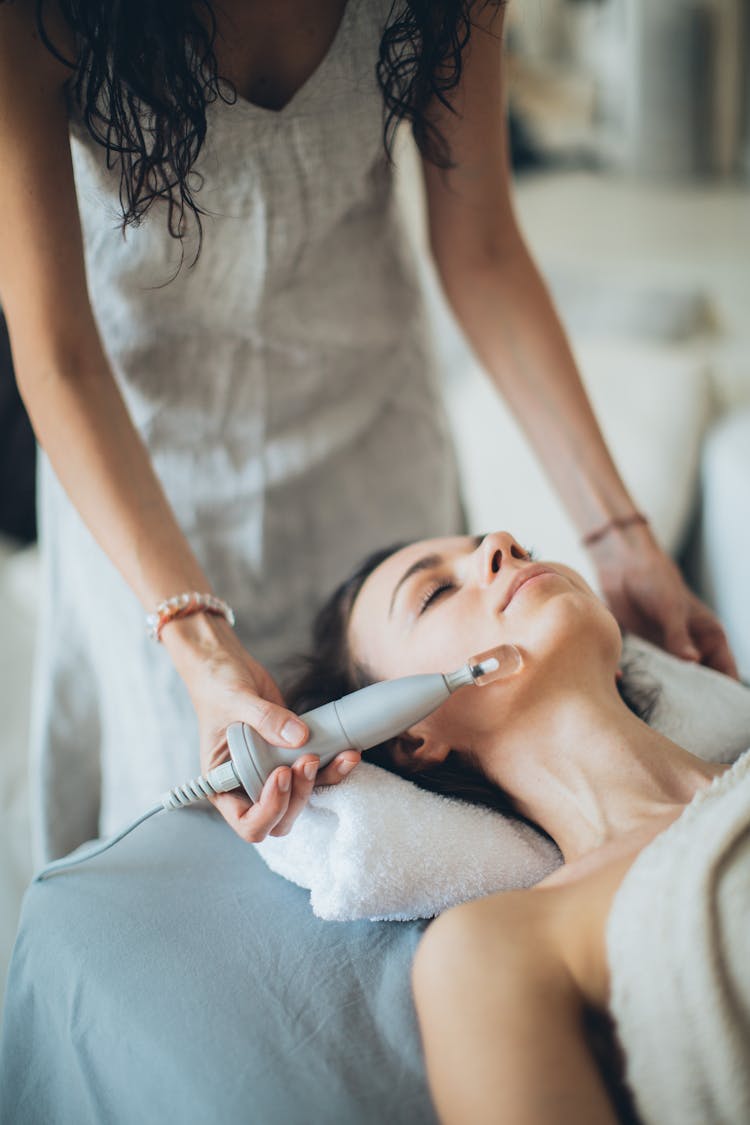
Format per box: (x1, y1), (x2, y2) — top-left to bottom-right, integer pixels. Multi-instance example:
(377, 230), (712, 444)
(475, 531), (529, 587)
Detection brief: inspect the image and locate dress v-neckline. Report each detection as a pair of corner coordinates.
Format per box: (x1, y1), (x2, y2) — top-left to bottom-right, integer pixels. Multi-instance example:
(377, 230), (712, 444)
(213, 0), (356, 121)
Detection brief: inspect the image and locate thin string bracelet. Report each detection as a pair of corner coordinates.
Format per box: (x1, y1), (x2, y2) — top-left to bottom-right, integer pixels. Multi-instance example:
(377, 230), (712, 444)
(146, 592), (236, 643)
(581, 513), (649, 548)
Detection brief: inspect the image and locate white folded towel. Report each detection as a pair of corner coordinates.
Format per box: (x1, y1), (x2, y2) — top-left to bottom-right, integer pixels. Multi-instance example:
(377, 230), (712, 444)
(255, 760), (561, 921)
(255, 637), (750, 921)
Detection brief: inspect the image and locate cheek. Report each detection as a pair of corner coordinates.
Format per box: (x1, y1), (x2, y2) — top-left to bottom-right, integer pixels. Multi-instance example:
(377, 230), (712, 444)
(353, 619), (460, 682)
(518, 588), (620, 665)
(415, 588), (532, 671)
(555, 565), (598, 598)
(419, 597), (503, 668)
(384, 593), (483, 671)
(510, 589), (587, 647)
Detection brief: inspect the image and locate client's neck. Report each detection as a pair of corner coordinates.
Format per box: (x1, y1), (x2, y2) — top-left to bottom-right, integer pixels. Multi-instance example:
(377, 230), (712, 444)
(480, 684), (724, 864)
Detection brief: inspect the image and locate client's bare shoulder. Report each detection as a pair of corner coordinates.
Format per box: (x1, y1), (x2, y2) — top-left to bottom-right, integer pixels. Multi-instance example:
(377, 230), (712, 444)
(531, 812), (685, 1010)
(432, 809), (693, 1016)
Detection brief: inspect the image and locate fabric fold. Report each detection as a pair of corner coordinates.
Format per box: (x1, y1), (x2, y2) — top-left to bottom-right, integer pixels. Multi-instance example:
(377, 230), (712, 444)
(606, 748), (750, 1124)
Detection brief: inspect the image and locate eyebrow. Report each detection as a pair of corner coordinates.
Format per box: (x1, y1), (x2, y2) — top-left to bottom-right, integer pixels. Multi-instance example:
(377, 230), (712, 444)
(388, 534), (485, 619)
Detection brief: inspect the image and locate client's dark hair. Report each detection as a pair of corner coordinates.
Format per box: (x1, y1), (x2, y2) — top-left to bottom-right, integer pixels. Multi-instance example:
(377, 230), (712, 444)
(282, 542), (661, 830)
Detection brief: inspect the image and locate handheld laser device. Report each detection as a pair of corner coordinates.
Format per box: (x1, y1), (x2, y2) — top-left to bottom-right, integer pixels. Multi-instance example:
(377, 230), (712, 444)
(36, 643), (522, 880)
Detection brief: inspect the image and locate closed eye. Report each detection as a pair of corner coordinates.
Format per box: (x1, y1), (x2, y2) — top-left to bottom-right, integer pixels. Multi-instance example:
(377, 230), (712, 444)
(414, 544), (536, 617)
(418, 580), (455, 616)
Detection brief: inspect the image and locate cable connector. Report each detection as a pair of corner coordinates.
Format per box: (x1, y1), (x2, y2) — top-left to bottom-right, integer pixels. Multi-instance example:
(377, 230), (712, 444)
(160, 761), (241, 810)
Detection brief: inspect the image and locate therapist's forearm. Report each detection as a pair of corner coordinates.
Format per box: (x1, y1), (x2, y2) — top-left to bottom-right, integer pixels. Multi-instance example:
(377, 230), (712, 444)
(12, 343), (231, 683)
(440, 240), (638, 536)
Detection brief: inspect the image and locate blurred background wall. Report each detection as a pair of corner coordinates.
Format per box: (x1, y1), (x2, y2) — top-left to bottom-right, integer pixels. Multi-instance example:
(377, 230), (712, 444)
(505, 0), (749, 180)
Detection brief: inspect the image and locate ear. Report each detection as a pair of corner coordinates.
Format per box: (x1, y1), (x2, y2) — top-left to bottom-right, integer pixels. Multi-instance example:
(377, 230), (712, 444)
(391, 729), (453, 773)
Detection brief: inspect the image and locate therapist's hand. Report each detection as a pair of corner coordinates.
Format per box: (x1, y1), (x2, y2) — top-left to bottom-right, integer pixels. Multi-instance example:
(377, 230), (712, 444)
(590, 521), (739, 679)
(165, 614), (361, 842)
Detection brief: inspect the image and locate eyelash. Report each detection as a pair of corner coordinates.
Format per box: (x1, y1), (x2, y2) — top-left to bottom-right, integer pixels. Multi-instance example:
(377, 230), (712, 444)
(418, 580), (454, 615)
(416, 546), (537, 616)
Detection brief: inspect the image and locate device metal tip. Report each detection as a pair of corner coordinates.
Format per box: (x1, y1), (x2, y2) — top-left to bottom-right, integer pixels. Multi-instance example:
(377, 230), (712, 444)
(470, 656), (500, 679)
(468, 644), (523, 685)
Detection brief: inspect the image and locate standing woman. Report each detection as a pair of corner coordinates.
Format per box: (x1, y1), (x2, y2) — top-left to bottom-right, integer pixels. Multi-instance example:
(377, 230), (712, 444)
(0, 0), (735, 864)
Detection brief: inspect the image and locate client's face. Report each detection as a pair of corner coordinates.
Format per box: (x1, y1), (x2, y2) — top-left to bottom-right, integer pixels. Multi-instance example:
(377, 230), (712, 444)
(348, 530), (622, 757)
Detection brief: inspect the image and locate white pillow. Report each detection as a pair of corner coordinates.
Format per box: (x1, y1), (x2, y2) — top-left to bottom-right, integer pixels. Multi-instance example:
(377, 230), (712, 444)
(626, 635), (750, 761)
(255, 636), (750, 922)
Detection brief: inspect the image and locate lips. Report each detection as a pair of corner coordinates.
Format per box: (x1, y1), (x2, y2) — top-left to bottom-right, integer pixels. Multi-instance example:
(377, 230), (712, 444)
(500, 565), (558, 611)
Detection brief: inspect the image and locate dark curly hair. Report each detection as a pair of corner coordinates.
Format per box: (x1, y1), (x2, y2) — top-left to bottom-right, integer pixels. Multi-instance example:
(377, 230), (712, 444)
(281, 541), (661, 831)
(18, 0), (506, 270)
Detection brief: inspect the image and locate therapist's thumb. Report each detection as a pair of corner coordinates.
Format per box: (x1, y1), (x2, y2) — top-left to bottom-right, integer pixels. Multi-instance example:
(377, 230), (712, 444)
(246, 695), (310, 747)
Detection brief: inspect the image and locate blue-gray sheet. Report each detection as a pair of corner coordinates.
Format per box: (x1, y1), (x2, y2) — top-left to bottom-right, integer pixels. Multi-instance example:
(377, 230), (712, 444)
(0, 806), (438, 1124)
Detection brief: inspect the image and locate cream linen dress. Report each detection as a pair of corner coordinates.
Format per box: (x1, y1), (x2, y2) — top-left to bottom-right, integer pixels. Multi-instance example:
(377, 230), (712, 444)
(30, 0), (465, 861)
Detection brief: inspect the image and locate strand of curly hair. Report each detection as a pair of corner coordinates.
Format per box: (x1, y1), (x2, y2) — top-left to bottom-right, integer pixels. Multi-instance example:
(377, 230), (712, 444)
(9, 0), (504, 272)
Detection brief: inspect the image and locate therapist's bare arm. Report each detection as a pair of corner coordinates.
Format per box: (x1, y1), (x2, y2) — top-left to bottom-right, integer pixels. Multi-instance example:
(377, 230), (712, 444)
(0, 3), (213, 632)
(418, 2), (736, 678)
(0, 1), (359, 837)
(419, 5), (631, 538)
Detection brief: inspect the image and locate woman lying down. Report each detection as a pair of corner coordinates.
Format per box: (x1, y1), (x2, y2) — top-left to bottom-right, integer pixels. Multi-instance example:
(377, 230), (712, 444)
(285, 529), (750, 1125)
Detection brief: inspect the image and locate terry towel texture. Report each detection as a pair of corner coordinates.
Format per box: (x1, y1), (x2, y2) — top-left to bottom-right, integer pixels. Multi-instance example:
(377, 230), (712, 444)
(256, 637), (750, 920)
(256, 760), (561, 921)
(606, 747), (750, 1125)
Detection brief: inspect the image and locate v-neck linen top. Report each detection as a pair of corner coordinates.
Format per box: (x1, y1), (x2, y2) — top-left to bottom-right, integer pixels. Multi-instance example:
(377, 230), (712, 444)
(31, 0), (465, 861)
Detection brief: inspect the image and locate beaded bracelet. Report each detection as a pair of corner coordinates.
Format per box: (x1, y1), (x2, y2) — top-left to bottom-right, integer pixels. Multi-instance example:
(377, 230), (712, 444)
(581, 512), (649, 548)
(146, 592), (236, 643)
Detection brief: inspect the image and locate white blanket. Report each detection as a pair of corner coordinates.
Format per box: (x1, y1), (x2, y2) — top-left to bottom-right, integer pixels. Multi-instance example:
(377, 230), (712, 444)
(606, 746), (750, 1124)
(255, 637), (750, 920)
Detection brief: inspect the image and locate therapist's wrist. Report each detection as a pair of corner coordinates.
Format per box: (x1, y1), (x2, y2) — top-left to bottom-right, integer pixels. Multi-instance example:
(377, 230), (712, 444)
(581, 511), (649, 549)
(161, 610), (244, 682)
(586, 515), (661, 571)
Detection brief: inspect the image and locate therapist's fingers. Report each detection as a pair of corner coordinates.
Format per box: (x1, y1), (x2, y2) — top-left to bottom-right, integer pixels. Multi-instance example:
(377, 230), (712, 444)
(268, 753), (322, 836)
(240, 694), (310, 753)
(314, 750), (362, 787)
(213, 766), (294, 843)
(700, 634), (739, 680)
(269, 750), (363, 836)
(685, 596), (739, 679)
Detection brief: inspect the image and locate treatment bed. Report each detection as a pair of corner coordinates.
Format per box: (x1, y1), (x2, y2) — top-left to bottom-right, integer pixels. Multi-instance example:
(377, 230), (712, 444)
(0, 805), (435, 1125)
